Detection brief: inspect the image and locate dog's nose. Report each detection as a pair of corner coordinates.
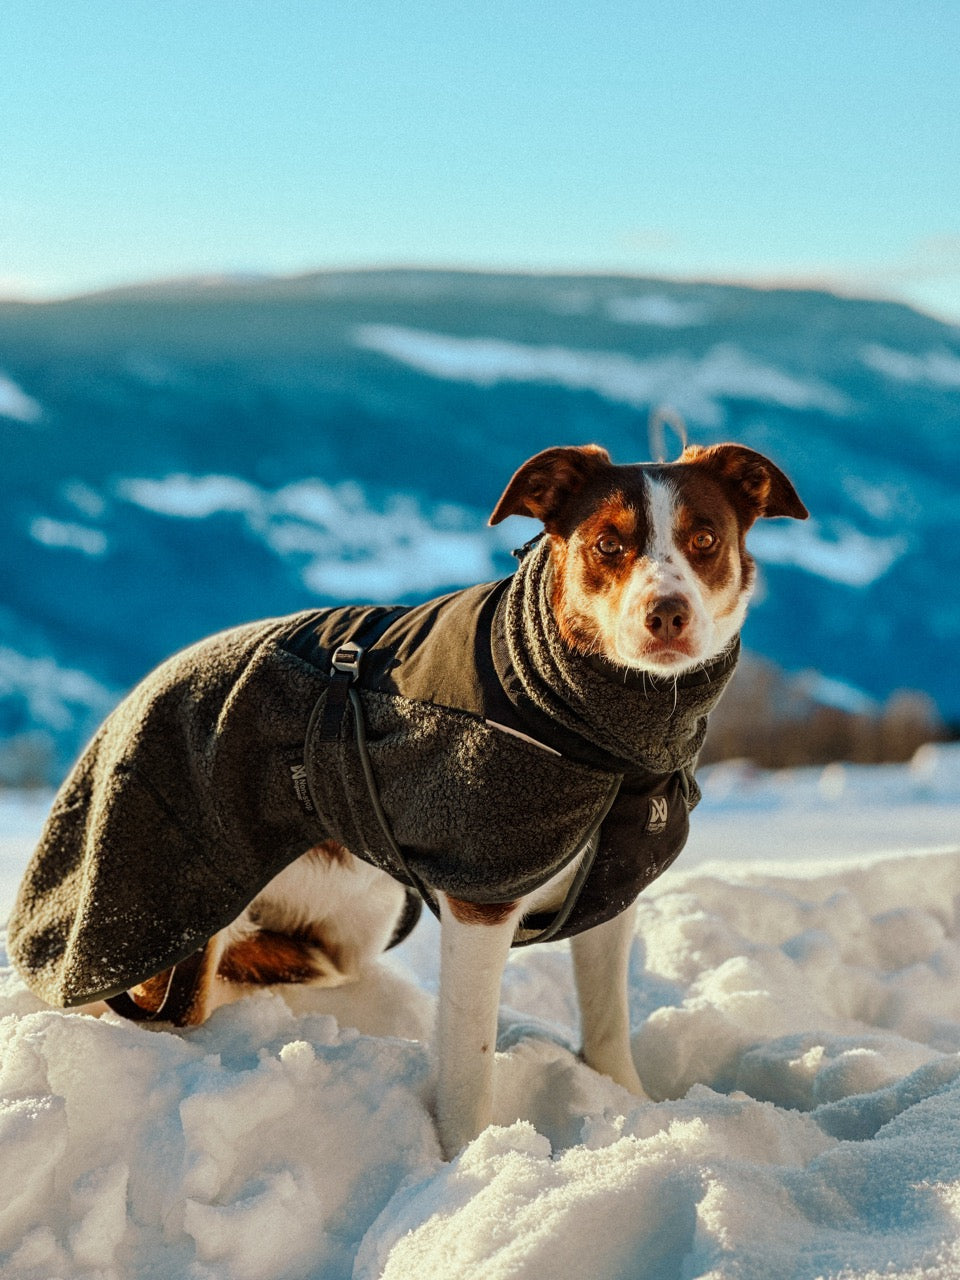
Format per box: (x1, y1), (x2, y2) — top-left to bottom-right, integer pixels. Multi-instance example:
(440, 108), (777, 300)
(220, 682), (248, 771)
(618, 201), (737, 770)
(644, 595), (691, 641)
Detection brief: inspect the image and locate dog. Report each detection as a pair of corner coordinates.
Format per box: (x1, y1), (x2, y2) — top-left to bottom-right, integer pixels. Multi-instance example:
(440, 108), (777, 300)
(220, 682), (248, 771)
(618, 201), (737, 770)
(10, 442), (807, 1158)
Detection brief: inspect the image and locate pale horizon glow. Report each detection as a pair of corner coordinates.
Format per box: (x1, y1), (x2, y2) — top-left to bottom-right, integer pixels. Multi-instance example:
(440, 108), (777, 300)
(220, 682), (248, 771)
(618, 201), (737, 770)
(2, 1), (960, 323)
(5, 260), (960, 328)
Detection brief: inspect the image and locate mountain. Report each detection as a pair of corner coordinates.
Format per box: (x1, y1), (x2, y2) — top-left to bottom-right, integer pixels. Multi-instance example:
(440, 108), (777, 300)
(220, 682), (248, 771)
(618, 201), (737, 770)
(1, 269), (957, 781)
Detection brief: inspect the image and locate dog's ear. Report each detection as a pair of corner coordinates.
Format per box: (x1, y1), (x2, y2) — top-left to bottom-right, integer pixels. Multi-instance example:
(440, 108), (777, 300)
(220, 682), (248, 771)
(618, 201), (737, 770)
(489, 445), (612, 529)
(679, 443), (808, 524)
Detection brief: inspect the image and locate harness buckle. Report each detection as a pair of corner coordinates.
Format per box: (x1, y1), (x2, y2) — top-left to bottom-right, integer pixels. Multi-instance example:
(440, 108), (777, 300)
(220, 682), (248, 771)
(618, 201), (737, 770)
(511, 531), (546, 562)
(331, 643), (364, 680)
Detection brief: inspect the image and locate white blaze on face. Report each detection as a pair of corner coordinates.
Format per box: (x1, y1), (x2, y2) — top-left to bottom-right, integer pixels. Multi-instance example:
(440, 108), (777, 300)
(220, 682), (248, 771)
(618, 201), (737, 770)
(613, 474), (748, 672)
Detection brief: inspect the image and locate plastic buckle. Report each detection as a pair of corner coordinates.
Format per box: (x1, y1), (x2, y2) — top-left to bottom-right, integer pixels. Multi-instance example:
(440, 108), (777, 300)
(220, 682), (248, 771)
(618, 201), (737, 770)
(331, 643), (364, 681)
(511, 531), (546, 561)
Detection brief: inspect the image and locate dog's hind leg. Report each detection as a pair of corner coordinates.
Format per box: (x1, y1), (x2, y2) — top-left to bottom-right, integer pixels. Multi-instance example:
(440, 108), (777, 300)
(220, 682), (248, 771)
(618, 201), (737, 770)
(216, 842), (410, 993)
(217, 923), (352, 988)
(436, 894), (522, 1159)
(118, 935), (226, 1026)
(571, 904), (648, 1097)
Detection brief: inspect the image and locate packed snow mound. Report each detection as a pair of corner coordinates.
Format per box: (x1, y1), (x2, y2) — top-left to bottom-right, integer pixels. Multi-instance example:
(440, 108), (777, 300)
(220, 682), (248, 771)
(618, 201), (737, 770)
(4, 844), (960, 1279)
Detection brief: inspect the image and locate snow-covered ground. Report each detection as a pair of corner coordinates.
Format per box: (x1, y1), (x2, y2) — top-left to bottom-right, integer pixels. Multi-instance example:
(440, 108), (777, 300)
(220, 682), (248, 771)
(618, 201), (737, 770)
(1, 744), (959, 1279)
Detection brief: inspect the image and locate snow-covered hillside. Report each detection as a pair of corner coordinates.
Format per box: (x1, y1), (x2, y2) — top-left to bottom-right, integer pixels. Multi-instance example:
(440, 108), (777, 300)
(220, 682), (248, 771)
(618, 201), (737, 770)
(2, 746), (959, 1279)
(2, 270), (959, 782)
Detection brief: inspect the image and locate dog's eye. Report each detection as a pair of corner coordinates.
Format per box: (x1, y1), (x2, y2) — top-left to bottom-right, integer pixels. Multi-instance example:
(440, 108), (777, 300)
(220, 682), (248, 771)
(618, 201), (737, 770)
(691, 530), (717, 552)
(596, 536), (623, 556)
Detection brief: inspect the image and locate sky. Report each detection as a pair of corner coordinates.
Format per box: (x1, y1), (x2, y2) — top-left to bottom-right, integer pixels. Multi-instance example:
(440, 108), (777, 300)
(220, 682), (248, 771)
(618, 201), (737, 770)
(2, 0), (960, 321)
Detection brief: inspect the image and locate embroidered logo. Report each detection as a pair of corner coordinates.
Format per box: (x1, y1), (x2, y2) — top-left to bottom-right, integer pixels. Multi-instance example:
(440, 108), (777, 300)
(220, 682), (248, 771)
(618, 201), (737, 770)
(289, 762), (315, 815)
(646, 796), (669, 835)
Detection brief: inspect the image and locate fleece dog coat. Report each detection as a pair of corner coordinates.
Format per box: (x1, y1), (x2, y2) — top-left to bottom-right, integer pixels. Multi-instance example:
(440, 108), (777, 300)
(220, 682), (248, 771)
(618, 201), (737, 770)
(9, 539), (738, 1009)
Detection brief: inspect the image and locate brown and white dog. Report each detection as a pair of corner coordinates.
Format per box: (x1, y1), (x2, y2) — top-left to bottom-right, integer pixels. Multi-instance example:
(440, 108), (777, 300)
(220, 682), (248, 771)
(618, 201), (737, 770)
(122, 442), (807, 1157)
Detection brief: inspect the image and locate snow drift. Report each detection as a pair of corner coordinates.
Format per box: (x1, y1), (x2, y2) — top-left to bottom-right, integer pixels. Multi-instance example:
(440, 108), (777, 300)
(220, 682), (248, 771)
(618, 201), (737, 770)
(2, 750), (960, 1279)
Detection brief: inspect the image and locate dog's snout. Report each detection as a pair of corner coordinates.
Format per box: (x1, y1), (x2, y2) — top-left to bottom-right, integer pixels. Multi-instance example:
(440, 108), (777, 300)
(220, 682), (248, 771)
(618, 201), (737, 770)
(644, 595), (691, 642)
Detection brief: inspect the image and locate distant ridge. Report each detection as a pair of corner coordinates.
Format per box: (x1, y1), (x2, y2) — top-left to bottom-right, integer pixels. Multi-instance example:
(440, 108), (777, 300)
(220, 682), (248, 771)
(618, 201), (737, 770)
(0, 269), (955, 780)
(7, 265), (940, 325)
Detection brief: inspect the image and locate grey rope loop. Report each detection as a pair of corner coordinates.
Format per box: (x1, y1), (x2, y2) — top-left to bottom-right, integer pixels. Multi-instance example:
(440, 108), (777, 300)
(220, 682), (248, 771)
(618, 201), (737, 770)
(648, 406), (688, 462)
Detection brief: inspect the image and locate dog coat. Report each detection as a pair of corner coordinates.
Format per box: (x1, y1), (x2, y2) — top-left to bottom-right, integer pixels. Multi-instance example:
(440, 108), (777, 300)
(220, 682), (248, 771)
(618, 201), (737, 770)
(9, 539), (738, 1009)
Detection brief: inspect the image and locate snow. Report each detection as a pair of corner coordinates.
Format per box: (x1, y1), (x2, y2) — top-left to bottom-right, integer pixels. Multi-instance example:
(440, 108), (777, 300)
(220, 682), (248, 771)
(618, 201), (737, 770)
(92, 467), (910, 604)
(605, 293), (708, 327)
(114, 474), (521, 600)
(790, 672), (878, 716)
(2, 744), (960, 1279)
(0, 371), (42, 424)
(116, 474), (262, 520)
(748, 517), (908, 587)
(0, 649), (114, 734)
(354, 324), (854, 427)
(62, 481), (107, 521)
(0, 792), (53, 933)
(29, 517), (109, 557)
(861, 344), (960, 388)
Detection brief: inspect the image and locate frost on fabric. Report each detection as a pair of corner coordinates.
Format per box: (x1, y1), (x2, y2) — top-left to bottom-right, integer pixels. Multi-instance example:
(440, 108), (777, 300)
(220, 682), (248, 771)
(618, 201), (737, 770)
(3, 827), (960, 1276)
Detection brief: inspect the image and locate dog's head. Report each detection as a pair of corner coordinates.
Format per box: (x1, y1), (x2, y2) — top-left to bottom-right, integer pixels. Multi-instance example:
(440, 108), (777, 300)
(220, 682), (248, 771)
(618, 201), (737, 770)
(490, 442), (808, 675)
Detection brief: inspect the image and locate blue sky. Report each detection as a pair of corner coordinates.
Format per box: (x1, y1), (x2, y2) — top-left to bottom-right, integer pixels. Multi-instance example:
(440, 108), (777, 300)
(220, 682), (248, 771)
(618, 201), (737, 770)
(3, 0), (960, 320)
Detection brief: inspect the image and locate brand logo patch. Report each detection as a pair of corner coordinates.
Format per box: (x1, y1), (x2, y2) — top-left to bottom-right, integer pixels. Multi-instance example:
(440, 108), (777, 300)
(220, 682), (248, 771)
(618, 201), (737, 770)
(289, 762), (315, 814)
(646, 796), (669, 835)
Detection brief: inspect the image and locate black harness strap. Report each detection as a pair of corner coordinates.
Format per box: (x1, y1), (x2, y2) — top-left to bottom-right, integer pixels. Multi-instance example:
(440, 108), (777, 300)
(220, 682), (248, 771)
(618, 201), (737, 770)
(324, 636), (621, 946)
(512, 773), (620, 946)
(314, 607), (407, 743)
(345, 683), (438, 914)
(316, 643), (364, 743)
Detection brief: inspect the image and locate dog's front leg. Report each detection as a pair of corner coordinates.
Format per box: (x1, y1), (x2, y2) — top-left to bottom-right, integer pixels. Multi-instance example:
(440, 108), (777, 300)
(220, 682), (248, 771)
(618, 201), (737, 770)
(571, 904), (648, 1097)
(436, 894), (522, 1159)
